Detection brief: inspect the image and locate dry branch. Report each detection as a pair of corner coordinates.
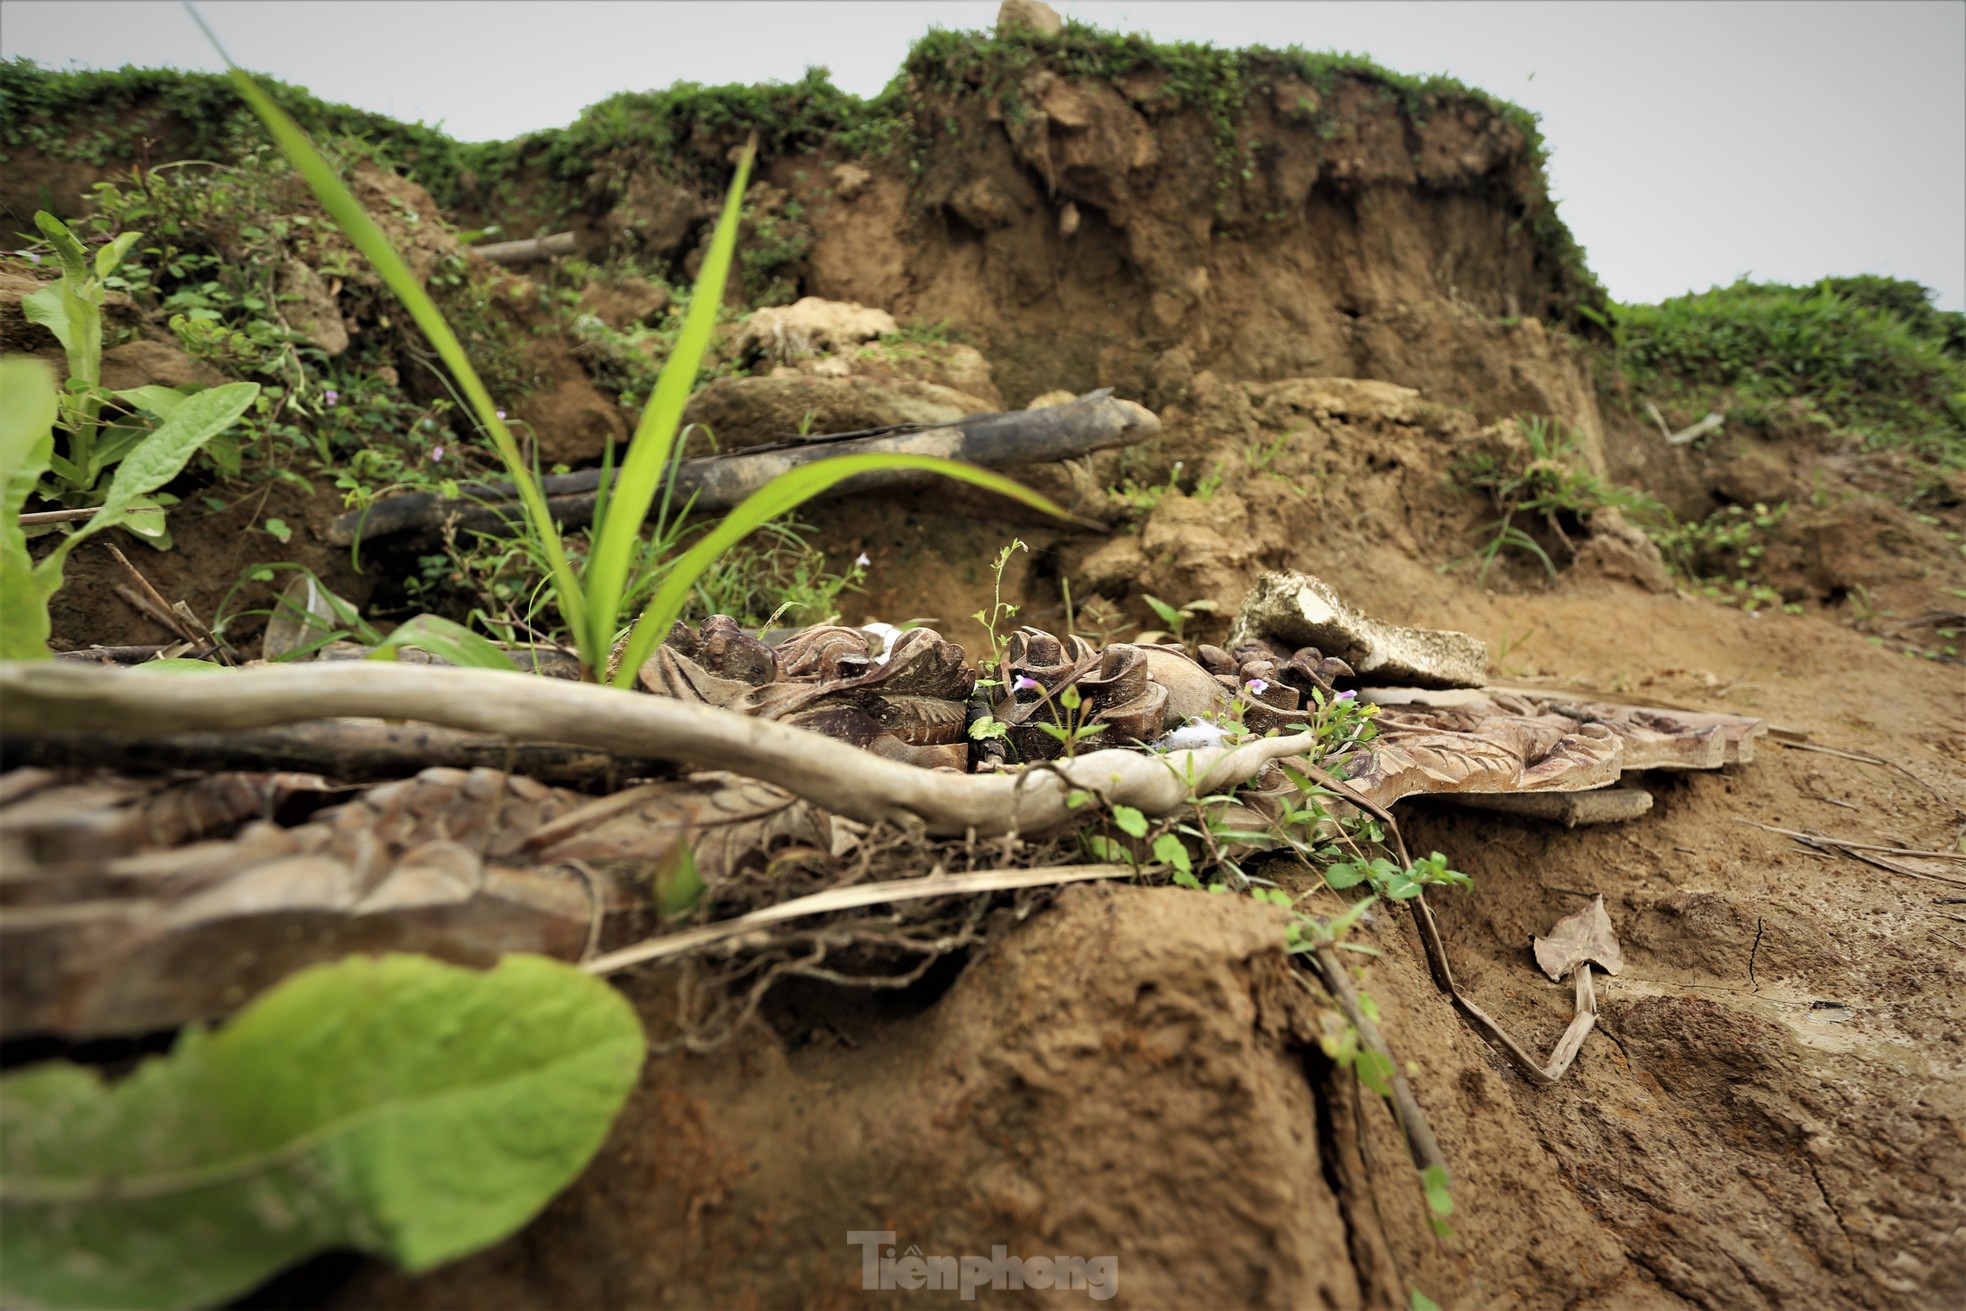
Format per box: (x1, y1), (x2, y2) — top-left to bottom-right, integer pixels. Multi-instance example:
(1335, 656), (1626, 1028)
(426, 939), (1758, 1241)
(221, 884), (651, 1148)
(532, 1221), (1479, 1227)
(1, 722), (676, 789)
(328, 389), (1157, 545)
(471, 232), (576, 265)
(0, 661), (1313, 837)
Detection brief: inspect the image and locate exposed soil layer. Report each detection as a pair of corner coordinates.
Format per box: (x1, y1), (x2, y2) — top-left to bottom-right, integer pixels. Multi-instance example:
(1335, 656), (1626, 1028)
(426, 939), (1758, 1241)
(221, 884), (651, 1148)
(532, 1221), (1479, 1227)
(9, 34), (1966, 1311)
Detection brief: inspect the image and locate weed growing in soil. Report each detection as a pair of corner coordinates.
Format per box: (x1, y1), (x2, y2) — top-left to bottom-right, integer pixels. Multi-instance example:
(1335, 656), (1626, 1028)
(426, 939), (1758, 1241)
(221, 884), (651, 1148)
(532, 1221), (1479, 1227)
(1650, 500), (1804, 614)
(207, 30), (1069, 684)
(1454, 415), (1666, 584)
(967, 539), (1028, 745)
(0, 209), (262, 658)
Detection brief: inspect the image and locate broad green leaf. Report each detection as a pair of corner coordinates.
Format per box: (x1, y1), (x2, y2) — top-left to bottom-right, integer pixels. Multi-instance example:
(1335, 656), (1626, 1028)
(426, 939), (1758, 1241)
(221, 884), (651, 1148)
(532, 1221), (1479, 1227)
(0, 953), (644, 1310)
(85, 421), (152, 482)
(111, 384), (190, 419)
(1151, 831), (1192, 875)
(133, 658), (225, 672)
(194, 35), (587, 661)
(611, 453), (1083, 687)
(0, 357), (59, 660)
(43, 451), (86, 489)
(19, 284), (72, 352)
(40, 380), (257, 574)
(366, 613), (519, 671)
(118, 495), (174, 546)
(33, 211), (89, 282)
(1111, 805), (1149, 838)
(1323, 862), (1367, 890)
(584, 145), (753, 668)
(94, 230), (143, 279)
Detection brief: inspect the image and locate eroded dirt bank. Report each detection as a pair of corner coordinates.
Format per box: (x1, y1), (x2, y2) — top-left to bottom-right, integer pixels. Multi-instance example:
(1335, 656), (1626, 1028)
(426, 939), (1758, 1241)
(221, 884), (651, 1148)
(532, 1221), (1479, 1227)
(5, 17), (1964, 1311)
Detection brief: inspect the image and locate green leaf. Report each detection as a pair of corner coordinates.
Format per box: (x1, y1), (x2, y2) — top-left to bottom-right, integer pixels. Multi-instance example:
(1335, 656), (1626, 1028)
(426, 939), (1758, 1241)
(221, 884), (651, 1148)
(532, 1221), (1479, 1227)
(196, 44), (588, 664)
(133, 658), (224, 672)
(366, 614), (519, 672)
(118, 495), (175, 547)
(1323, 862), (1367, 890)
(0, 953), (644, 1310)
(585, 145), (754, 669)
(1111, 804), (1149, 838)
(1411, 1290), (1444, 1311)
(19, 284), (71, 352)
(1142, 593), (1179, 628)
(0, 357), (60, 660)
(111, 384), (190, 419)
(94, 230), (143, 280)
(1084, 834), (1130, 864)
(1421, 1163), (1454, 1218)
(263, 516), (292, 542)
(1355, 1045), (1397, 1099)
(653, 843), (704, 921)
(611, 453), (1082, 688)
(1151, 832), (1192, 875)
(1324, 894), (1378, 940)
(39, 381), (258, 576)
(34, 211), (89, 282)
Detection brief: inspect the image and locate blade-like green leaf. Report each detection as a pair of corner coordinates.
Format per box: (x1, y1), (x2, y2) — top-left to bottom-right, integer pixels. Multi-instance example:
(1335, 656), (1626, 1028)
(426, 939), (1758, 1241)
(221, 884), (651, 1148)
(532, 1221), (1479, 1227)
(366, 613), (521, 671)
(132, 658), (225, 672)
(610, 453), (1081, 686)
(0, 953), (645, 1310)
(190, 24), (589, 664)
(41, 380), (257, 572)
(583, 144), (753, 666)
(0, 357), (59, 660)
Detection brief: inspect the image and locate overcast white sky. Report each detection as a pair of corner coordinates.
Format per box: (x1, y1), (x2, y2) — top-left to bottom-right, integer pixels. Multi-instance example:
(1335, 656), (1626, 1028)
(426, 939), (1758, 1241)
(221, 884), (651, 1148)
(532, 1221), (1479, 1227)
(4, 1), (1961, 310)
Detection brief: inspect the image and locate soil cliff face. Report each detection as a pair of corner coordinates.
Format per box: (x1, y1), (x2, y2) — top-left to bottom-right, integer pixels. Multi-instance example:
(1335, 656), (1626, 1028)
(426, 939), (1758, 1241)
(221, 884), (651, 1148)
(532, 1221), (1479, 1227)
(792, 58), (1604, 436)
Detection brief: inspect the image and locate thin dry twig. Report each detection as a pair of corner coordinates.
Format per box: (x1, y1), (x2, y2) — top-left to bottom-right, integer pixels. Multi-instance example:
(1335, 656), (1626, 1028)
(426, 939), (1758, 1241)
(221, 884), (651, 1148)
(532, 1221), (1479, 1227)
(1285, 760), (1589, 1085)
(1775, 739), (1953, 807)
(1738, 819), (1966, 887)
(580, 863), (1142, 975)
(105, 544), (204, 649)
(1305, 942), (1448, 1177)
(1736, 820), (1966, 862)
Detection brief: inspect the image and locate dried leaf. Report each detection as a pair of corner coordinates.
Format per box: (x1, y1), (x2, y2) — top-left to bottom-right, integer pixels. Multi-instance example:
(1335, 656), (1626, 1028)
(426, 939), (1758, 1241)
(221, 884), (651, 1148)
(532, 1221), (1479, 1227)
(1533, 894), (1625, 980)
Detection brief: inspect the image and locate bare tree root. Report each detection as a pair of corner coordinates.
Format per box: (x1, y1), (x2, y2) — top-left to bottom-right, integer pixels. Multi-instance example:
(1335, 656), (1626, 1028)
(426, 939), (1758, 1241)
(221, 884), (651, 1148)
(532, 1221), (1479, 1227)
(2, 662), (1317, 837)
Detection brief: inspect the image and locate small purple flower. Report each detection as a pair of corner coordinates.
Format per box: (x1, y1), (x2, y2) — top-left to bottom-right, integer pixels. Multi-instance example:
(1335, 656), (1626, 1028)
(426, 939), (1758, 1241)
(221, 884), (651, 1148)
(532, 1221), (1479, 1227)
(322, 389), (339, 408)
(1246, 678), (1269, 696)
(1012, 675), (1041, 693)
(15, 251), (40, 264)
(495, 409), (507, 420)
(430, 445), (445, 462)
(1335, 689), (1357, 702)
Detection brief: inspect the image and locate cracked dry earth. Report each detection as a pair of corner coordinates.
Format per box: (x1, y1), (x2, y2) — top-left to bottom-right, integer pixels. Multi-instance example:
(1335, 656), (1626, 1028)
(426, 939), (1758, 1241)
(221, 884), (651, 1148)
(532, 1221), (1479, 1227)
(333, 583), (1964, 1310)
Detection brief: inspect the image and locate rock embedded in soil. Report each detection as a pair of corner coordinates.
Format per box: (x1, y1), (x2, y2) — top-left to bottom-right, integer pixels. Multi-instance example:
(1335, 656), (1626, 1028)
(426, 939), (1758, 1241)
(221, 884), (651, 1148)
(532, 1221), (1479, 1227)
(679, 374), (997, 451)
(1228, 569), (1490, 688)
